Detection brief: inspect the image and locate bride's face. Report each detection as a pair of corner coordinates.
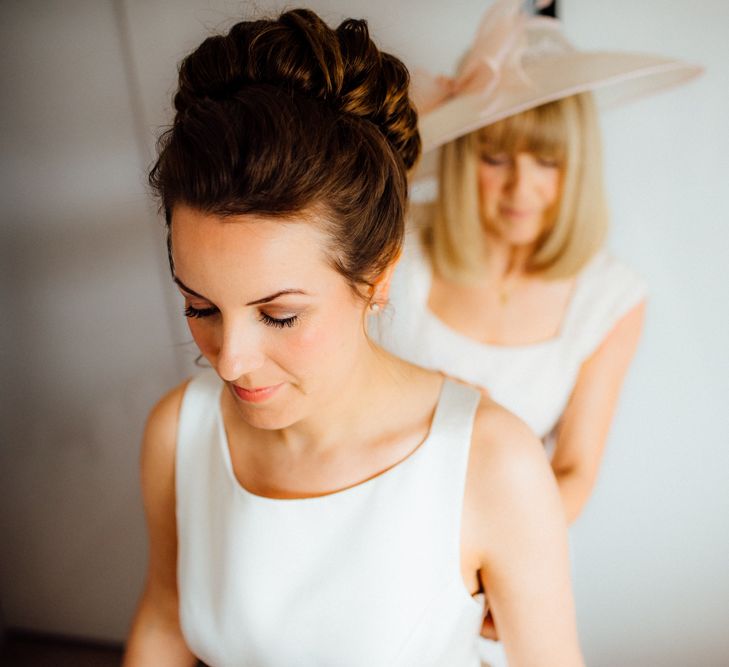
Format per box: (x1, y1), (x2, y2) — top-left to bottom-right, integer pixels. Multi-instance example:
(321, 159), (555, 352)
(170, 204), (370, 430)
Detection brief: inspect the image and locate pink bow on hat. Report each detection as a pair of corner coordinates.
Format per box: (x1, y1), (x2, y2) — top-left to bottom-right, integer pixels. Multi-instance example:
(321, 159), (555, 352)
(413, 0), (701, 155)
(412, 0), (555, 114)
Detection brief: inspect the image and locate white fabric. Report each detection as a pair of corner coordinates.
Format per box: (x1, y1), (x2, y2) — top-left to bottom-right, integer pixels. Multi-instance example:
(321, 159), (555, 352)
(373, 232), (647, 440)
(176, 369), (485, 667)
(478, 636), (508, 667)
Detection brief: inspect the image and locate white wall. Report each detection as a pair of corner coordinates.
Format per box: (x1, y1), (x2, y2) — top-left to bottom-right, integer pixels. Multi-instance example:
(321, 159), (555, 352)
(561, 2), (729, 665)
(0, 0), (189, 640)
(1, 1), (727, 664)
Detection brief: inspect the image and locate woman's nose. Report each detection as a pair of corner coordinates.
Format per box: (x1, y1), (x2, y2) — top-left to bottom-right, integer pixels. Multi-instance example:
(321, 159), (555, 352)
(505, 154), (536, 195)
(215, 319), (265, 382)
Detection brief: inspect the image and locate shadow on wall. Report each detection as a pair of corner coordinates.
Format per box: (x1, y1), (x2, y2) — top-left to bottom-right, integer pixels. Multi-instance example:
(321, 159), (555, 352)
(0, 204), (191, 640)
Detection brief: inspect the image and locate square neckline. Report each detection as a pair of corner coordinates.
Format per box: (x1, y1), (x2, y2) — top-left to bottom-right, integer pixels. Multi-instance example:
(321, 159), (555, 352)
(416, 240), (598, 352)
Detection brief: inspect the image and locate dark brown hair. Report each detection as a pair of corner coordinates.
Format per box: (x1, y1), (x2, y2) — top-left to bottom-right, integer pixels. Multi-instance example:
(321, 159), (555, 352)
(150, 8), (421, 290)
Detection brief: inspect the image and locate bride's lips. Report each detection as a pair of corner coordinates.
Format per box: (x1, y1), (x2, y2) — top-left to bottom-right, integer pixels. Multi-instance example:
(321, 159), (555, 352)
(231, 383), (284, 404)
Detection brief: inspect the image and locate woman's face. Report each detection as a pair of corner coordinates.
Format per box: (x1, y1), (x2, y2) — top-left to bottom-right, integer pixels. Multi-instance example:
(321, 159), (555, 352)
(477, 149), (561, 247)
(170, 204), (370, 430)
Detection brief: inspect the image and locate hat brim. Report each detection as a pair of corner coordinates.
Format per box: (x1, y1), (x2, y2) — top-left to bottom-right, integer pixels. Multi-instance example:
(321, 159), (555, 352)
(419, 51), (703, 154)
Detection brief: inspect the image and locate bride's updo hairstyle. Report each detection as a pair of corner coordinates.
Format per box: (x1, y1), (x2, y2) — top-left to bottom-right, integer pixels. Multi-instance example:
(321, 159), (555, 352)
(150, 8), (421, 292)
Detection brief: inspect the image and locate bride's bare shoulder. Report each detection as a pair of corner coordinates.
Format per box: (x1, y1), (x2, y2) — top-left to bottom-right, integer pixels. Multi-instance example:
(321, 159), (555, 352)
(141, 379), (193, 473)
(472, 396), (544, 461)
(465, 396), (561, 526)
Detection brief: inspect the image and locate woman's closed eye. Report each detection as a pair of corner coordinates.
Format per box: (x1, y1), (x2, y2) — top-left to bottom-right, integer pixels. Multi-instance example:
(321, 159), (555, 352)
(535, 155), (561, 169)
(185, 304), (219, 319)
(184, 303), (300, 329)
(480, 152), (510, 166)
(259, 312), (299, 328)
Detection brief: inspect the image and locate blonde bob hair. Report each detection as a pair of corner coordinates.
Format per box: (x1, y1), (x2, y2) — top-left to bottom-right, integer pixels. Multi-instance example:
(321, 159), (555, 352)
(421, 93), (607, 282)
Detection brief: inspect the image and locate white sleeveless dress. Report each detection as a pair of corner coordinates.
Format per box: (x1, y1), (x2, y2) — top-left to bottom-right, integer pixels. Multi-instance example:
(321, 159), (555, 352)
(176, 369), (485, 667)
(373, 232), (647, 441)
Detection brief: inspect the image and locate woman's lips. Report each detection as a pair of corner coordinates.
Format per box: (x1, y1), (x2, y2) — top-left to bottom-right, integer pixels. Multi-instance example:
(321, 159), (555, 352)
(231, 383), (284, 404)
(500, 206), (536, 220)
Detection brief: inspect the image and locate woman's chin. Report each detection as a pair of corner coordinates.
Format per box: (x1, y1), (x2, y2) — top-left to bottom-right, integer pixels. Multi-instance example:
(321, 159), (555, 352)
(498, 226), (542, 247)
(486, 217), (543, 247)
(233, 405), (301, 431)
(228, 386), (303, 430)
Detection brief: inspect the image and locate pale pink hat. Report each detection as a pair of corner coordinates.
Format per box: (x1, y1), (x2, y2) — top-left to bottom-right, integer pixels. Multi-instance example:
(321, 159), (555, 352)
(413, 0), (703, 155)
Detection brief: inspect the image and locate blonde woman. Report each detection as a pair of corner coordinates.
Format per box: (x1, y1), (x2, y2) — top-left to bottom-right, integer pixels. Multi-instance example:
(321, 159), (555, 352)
(386, 90), (635, 525)
(379, 0), (701, 523)
(373, 2), (700, 663)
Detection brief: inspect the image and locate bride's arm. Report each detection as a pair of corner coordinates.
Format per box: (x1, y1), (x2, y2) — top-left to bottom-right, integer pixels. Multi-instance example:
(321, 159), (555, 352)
(123, 383), (197, 667)
(463, 401), (584, 667)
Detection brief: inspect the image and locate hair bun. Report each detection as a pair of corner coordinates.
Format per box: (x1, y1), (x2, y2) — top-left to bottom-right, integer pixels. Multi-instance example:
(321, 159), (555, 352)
(334, 17), (421, 169)
(174, 9), (420, 170)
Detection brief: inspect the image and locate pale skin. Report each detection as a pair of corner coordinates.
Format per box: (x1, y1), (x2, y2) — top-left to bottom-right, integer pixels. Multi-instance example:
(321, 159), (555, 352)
(123, 204), (584, 666)
(428, 150), (645, 528)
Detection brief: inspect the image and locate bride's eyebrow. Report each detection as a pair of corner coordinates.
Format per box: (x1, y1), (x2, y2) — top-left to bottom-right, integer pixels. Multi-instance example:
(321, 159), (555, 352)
(173, 276), (308, 305)
(246, 289), (309, 306)
(173, 276), (208, 300)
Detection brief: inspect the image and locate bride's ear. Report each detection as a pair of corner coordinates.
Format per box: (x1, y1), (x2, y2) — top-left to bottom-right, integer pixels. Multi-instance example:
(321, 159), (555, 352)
(369, 251), (402, 309)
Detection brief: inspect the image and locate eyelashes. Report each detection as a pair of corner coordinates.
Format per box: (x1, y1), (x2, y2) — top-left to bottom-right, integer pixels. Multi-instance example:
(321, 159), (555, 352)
(184, 304), (299, 329)
(259, 312), (299, 329)
(184, 305), (218, 319)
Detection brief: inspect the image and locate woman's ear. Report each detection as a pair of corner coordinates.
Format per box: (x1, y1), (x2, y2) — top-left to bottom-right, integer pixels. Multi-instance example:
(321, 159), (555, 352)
(370, 251), (402, 307)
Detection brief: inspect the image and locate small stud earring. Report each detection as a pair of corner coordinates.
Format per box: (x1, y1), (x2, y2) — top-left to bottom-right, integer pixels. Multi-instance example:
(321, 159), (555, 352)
(369, 302), (380, 313)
